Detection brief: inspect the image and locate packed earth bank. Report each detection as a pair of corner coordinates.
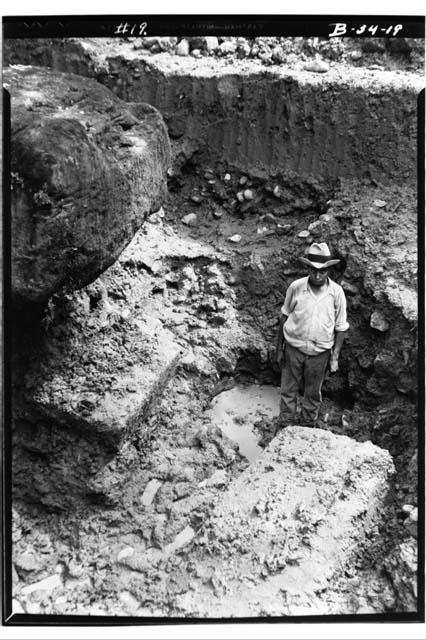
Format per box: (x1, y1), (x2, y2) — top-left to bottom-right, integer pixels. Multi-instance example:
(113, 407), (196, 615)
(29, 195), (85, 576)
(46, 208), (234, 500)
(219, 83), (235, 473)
(8, 37), (421, 617)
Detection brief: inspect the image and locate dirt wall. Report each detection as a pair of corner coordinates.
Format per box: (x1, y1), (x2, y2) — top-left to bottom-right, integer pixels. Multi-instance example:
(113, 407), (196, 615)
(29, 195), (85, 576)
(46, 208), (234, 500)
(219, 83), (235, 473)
(4, 38), (422, 185)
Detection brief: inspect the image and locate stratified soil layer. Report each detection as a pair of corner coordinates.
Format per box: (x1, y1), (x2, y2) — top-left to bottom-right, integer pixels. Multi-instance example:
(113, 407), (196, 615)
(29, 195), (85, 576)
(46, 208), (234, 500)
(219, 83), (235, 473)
(4, 38), (423, 185)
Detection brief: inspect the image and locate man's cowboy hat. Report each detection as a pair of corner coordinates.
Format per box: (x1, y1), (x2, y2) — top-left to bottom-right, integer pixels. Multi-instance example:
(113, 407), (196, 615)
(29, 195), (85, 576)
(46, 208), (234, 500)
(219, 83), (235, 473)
(299, 242), (340, 270)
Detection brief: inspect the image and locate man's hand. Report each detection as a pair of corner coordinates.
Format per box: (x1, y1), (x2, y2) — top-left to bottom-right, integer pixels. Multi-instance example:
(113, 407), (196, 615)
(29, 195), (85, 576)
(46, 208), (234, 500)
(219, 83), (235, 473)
(329, 352), (339, 373)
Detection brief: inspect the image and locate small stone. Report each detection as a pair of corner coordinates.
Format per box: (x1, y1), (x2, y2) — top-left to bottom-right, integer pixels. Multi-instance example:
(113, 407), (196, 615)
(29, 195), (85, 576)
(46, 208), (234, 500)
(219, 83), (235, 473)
(298, 230), (311, 238)
(272, 46), (286, 64)
(205, 36), (219, 52)
(191, 49), (201, 58)
(239, 176), (248, 185)
(213, 210), (224, 219)
(67, 560), (84, 578)
(191, 194), (202, 204)
(350, 50), (363, 61)
(319, 213), (331, 222)
(219, 40), (237, 55)
(22, 574), (62, 596)
(374, 199), (387, 208)
(273, 185), (281, 198)
(182, 466), (195, 482)
(182, 213), (198, 227)
(165, 526), (195, 554)
(229, 234), (241, 243)
(276, 224), (291, 235)
(141, 479), (162, 506)
(308, 220), (322, 237)
(154, 206), (165, 218)
(199, 470), (228, 488)
(119, 590), (141, 614)
(402, 504), (414, 514)
(370, 311), (389, 332)
(224, 173), (231, 181)
(176, 39), (190, 56)
(236, 191), (245, 203)
(165, 272), (180, 286)
(14, 552), (43, 573)
(304, 59), (329, 73)
(117, 546), (135, 562)
(409, 508), (418, 522)
(243, 189), (254, 201)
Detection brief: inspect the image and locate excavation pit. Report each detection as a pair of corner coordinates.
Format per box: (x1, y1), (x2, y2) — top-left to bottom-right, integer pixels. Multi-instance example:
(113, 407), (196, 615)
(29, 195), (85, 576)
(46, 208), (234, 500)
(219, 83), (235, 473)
(7, 36), (421, 619)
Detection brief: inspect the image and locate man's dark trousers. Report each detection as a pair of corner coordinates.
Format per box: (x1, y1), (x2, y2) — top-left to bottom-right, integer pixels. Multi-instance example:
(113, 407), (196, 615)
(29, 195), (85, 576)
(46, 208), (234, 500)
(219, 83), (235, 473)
(280, 342), (330, 426)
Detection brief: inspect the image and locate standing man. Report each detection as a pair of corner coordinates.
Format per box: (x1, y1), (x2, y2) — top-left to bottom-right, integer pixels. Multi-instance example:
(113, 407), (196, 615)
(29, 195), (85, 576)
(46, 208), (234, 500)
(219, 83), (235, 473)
(276, 242), (349, 428)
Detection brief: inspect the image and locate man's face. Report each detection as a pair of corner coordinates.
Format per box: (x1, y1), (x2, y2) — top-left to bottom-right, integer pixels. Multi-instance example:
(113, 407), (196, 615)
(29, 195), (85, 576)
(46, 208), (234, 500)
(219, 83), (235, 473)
(308, 266), (329, 287)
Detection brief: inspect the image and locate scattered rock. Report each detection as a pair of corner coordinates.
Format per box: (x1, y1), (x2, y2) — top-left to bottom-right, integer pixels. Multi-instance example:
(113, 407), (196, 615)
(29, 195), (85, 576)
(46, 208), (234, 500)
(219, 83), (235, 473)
(164, 526), (195, 554)
(236, 191), (245, 203)
(370, 310), (390, 332)
(374, 199), (387, 208)
(21, 574), (62, 596)
(140, 479), (162, 506)
(229, 234), (241, 243)
(224, 173), (231, 181)
(182, 213), (198, 227)
(243, 189), (254, 201)
(298, 230), (311, 238)
(220, 41), (237, 55)
(67, 560), (85, 578)
(14, 552), (44, 574)
(191, 49), (201, 59)
(408, 507), (418, 522)
(273, 185), (281, 198)
(117, 546), (134, 562)
(213, 210), (224, 219)
(304, 59), (329, 73)
(205, 36), (219, 53)
(271, 46), (286, 64)
(199, 470), (228, 488)
(176, 39), (190, 56)
(402, 504), (415, 514)
(239, 176), (248, 185)
(119, 590), (141, 614)
(350, 50), (363, 61)
(308, 220), (322, 237)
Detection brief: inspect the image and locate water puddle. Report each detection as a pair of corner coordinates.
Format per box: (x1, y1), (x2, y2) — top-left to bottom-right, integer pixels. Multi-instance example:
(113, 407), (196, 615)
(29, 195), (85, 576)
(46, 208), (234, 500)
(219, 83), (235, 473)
(206, 384), (280, 462)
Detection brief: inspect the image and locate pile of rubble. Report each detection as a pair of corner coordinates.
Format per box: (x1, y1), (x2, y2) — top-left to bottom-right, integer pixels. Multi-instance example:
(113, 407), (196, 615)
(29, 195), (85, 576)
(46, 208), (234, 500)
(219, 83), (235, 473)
(131, 35), (423, 71)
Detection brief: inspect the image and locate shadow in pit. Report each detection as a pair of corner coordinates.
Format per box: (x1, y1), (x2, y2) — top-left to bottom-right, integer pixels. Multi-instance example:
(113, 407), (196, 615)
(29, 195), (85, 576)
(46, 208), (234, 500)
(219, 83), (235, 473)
(12, 418), (123, 512)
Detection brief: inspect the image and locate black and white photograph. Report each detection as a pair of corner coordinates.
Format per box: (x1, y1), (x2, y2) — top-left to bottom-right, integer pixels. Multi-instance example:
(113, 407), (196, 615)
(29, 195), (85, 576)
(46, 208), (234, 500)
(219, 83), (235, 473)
(1, 7), (424, 629)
